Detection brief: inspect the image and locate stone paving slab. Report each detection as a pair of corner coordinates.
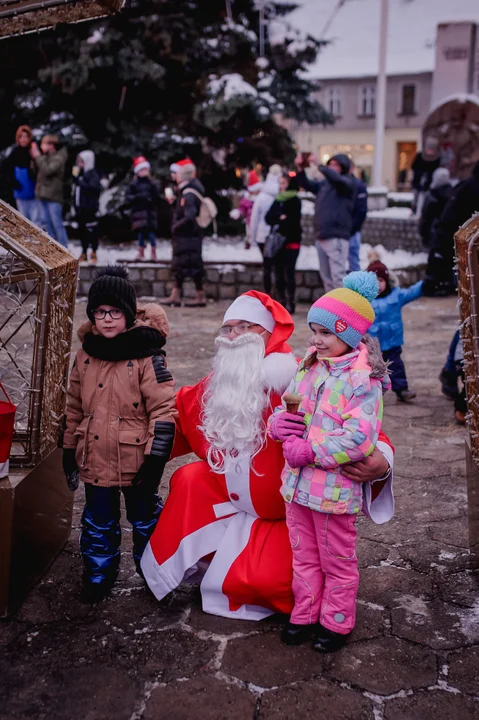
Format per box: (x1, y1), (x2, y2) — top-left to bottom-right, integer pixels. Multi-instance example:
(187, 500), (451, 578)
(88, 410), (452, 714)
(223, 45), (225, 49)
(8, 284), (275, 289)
(2, 296), (479, 719)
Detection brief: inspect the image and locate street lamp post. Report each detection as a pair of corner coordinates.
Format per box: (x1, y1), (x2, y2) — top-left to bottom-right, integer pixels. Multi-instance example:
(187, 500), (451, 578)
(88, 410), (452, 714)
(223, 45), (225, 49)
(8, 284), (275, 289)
(373, 0), (388, 186)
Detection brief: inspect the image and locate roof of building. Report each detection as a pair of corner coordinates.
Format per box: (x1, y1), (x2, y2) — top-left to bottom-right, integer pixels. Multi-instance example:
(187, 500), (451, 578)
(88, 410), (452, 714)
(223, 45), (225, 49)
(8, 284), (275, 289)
(281, 0), (479, 80)
(0, 0), (123, 38)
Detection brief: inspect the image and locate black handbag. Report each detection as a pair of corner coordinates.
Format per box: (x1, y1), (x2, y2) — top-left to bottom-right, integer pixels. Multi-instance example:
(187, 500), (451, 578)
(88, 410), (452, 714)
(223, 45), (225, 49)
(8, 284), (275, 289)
(264, 225), (286, 258)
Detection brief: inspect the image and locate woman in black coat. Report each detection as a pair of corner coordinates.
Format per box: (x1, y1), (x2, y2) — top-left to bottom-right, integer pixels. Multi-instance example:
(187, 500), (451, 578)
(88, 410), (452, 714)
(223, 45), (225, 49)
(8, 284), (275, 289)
(419, 167), (452, 248)
(265, 174), (302, 314)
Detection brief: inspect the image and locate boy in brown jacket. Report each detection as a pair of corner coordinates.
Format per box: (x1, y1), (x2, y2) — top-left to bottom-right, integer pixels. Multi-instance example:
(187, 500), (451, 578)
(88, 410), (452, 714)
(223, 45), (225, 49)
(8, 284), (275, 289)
(62, 267), (176, 603)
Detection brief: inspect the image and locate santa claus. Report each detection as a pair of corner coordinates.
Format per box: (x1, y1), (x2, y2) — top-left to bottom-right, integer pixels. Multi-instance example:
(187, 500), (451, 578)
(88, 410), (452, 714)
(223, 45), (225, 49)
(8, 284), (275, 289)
(141, 291), (394, 620)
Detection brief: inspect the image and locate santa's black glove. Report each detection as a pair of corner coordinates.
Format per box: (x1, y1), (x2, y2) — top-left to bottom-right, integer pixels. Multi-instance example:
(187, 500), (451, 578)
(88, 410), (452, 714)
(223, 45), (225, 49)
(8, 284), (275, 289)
(62, 448), (80, 492)
(132, 454), (167, 492)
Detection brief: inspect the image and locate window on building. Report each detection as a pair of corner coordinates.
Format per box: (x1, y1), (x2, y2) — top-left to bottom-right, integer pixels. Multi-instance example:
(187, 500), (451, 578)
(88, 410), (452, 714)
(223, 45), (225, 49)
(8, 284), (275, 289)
(400, 84), (417, 115)
(358, 85), (375, 116)
(327, 88), (342, 117)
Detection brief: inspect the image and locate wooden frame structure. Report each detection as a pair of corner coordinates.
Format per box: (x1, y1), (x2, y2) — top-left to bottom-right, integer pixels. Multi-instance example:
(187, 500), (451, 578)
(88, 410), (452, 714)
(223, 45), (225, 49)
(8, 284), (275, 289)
(0, 201), (77, 615)
(456, 213), (479, 567)
(0, 0), (123, 38)
(0, 200), (78, 466)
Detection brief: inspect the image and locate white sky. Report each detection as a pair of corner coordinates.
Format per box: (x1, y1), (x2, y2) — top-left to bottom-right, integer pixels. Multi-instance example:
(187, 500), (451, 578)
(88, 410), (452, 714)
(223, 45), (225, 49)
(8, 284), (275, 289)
(284, 0), (479, 79)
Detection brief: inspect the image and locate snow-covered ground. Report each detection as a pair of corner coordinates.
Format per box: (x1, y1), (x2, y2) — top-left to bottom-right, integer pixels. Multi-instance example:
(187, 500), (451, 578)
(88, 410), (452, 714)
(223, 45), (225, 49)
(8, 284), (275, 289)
(73, 239), (427, 271)
(368, 207), (413, 219)
(388, 192), (415, 204)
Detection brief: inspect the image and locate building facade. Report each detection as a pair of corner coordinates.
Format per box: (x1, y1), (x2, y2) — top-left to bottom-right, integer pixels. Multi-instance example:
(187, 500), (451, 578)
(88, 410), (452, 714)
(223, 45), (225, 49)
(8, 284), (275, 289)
(289, 71), (432, 189)
(283, 0), (479, 190)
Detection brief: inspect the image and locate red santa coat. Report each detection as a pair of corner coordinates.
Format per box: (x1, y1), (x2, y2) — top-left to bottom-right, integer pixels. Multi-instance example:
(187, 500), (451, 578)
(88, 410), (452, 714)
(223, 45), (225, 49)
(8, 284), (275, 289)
(141, 290), (394, 620)
(141, 377), (394, 620)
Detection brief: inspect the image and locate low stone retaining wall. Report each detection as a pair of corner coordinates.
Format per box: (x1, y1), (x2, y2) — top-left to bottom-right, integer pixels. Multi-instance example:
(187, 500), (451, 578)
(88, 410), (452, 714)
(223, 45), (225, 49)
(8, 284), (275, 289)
(301, 215), (423, 253)
(77, 262), (425, 302)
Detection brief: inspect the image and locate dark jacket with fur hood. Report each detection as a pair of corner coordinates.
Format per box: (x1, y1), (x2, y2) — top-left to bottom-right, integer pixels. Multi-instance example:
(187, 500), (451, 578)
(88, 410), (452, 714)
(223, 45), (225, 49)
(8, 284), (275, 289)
(63, 303), (177, 487)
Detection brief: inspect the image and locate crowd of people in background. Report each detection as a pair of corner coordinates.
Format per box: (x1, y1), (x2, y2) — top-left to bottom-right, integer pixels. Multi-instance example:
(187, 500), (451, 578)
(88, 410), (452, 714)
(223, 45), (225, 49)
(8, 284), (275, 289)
(1, 125), (478, 383)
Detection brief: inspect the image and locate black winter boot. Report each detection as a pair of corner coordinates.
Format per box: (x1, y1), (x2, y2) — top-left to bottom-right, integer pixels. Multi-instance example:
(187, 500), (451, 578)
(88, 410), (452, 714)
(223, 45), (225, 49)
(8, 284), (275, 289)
(281, 622), (316, 646)
(312, 624), (351, 653)
(80, 579), (115, 604)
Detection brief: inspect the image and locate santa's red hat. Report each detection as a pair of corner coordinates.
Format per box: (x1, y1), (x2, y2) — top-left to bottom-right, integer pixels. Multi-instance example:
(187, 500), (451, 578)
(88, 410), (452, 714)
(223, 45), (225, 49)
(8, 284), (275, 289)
(223, 290), (294, 355)
(133, 156), (150, 174)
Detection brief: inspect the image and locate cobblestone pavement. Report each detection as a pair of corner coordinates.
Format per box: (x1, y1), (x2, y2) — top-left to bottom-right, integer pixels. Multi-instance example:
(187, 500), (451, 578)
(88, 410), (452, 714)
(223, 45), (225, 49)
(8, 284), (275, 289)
(2, 295), (479, 720)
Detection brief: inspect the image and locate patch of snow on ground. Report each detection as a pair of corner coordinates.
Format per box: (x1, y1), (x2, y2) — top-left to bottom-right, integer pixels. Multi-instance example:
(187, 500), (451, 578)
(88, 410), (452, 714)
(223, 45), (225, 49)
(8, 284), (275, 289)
(72, 240), (427, 272)
(368, 207), (413, 220)
(438, 550), (457, 561)
(454, 599), (479, 643)
(394, 594), (430, 617)
(388, 192), (414, 203)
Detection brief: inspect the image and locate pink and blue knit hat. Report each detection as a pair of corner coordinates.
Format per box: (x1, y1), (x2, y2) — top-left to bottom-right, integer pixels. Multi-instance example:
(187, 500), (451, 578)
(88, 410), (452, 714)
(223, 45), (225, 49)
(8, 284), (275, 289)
(307, 271), (379, 349)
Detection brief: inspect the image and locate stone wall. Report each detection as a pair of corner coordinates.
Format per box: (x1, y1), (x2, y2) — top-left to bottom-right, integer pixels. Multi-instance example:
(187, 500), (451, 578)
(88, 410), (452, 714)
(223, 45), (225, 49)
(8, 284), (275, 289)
(77, 262), (425, 302)
(301, 214), (423, 253)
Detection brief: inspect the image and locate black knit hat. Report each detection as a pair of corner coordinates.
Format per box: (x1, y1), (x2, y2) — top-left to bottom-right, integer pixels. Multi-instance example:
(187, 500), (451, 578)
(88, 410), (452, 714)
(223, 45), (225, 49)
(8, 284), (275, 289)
(87, 267), (137, 328)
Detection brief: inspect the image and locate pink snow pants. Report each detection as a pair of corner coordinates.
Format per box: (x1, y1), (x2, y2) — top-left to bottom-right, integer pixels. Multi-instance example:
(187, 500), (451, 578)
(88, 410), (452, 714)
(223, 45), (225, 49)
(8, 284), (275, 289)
(285, 502), (359, 634)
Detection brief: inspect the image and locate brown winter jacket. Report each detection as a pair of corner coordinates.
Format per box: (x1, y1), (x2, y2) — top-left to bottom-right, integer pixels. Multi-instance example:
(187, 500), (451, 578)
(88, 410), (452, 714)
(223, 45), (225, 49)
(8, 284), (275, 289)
(63, 303), (176, 487)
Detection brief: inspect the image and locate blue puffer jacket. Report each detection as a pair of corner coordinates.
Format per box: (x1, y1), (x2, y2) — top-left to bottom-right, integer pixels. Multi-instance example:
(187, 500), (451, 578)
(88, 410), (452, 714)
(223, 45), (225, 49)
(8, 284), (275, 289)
(369, 281), (423, 351)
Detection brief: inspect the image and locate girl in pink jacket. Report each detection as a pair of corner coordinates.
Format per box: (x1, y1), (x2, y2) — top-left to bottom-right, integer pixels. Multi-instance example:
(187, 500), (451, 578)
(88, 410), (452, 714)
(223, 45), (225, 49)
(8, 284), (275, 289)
(269, 272), (391, 653)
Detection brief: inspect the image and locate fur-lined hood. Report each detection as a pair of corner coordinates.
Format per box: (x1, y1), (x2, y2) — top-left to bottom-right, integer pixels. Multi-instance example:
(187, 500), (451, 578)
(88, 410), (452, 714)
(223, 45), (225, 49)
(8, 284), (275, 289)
(300, 334), (390, 395)
(78, 302), (170, 342)
(363, 333), (389, 379)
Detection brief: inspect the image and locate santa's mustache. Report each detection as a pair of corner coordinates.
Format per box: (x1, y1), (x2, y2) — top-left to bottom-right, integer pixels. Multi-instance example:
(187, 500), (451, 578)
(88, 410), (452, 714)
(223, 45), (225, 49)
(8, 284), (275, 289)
(214, 332), (265, 352)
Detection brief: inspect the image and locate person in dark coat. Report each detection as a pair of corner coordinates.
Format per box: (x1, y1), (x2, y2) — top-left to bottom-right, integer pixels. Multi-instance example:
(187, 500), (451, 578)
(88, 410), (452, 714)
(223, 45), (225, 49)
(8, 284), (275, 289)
(126, 156), (159, 261)
(423, 160), (479, 296)
(264, 173), (302, 314)
(419, 167), (452, 248)
(296, 153), (355, 292)
(0, 125), (38, 222)
(411, 137), (441, 216)
(349, 162), (368, 271)
(73, 150), (102, 264)
(162, 160), (206, 308)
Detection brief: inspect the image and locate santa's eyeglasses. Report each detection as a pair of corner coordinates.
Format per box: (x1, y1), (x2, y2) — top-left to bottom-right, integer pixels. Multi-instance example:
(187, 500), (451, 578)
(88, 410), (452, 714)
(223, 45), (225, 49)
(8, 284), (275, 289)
(217, 322), (262, 336)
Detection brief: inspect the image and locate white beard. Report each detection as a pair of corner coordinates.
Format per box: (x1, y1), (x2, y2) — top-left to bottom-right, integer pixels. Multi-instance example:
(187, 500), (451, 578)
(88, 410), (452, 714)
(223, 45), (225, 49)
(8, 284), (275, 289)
(200, 333), (270, 474)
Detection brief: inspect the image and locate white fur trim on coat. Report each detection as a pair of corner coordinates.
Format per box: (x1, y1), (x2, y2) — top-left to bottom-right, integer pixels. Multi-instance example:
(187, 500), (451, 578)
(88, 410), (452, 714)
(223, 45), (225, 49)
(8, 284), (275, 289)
(262, 352), (298, 394)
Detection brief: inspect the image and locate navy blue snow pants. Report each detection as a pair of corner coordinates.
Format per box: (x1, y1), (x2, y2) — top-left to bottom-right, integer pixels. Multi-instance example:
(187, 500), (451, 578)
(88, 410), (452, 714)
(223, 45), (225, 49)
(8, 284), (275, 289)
(382, 346), (408, 394)
(81, 483), (162, 586)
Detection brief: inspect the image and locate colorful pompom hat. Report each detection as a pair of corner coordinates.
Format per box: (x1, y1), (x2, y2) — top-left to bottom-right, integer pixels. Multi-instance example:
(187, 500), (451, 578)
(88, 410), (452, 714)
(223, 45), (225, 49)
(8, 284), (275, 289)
(307, 271), (379, 349)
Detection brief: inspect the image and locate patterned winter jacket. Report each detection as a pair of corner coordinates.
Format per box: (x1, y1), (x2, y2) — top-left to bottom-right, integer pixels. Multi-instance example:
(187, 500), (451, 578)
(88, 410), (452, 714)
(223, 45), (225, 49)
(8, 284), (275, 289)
(269, 335), (390, 515)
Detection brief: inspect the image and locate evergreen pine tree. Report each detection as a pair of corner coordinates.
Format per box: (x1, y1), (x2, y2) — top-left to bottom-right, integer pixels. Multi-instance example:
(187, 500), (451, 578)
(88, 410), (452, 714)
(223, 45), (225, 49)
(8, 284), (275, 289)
(0, 0), (332, 184)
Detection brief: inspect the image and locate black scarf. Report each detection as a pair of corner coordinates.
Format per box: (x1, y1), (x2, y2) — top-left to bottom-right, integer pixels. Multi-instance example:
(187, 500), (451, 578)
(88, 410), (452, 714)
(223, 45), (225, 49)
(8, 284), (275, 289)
(82, 325), (166, 361)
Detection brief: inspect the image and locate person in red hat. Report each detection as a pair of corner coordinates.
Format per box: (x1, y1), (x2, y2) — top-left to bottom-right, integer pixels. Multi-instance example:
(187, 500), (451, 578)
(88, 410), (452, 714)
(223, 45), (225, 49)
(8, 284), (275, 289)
(141, 291), (394, 620)
(126, 156), (159, 261)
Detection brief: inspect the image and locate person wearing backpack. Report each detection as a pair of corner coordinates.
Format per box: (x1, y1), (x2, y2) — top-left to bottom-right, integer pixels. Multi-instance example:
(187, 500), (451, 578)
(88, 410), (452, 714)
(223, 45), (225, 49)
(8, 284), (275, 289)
(162, 160), (207, 307)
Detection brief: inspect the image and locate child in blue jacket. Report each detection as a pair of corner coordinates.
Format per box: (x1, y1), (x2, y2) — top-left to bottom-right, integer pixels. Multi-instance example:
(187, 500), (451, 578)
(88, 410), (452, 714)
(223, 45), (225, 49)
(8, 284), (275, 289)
(367, 260), (423, 402)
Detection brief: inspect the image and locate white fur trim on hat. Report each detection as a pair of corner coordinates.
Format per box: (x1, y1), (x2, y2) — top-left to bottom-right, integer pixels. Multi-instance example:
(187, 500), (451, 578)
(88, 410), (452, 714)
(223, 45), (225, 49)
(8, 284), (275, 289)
(134, 160), (150, 174)
(223, 295), (275, 333)
(170, 163), (180, 173)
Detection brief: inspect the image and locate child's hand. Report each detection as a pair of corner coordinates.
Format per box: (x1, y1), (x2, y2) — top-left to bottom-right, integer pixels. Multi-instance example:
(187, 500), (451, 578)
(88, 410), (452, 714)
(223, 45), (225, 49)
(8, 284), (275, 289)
(270, 411), (306, 442)
(132, 454), (167, 491)
(283, 436), (315, 468)
(62, 448), (80, 491)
